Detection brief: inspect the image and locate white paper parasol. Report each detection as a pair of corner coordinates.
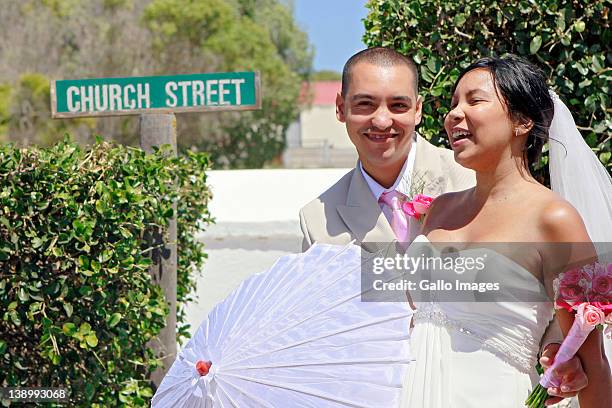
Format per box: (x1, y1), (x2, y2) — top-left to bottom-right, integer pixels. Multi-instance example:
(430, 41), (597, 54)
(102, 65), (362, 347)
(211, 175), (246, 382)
(152, 243), (413, 407)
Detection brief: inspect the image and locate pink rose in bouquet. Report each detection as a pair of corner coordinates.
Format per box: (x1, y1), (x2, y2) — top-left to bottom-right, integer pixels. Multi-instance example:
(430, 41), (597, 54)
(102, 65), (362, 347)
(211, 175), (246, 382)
(557, 283), (587, 305)
(592, 273), (612, 295)
(561, 267), (590, 286)
(576, 303), (606, 327)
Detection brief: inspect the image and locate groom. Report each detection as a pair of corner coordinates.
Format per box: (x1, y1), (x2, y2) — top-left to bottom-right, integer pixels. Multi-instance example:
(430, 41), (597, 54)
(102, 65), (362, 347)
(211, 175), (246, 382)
(299, 47), (587, 404)
(299, 48), (473, 252)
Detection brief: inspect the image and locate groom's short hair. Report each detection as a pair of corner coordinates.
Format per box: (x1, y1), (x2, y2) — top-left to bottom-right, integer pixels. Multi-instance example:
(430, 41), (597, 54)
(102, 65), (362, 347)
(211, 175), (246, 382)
(341, 47), (419, 97)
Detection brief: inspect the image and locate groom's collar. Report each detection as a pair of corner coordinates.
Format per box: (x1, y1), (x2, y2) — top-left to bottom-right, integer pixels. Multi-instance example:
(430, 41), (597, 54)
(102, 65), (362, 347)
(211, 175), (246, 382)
(359, 158), (408, 200)
(358, 132), (418, 200)
(345, 166), (378, 208)
(338, 168), (396, 245)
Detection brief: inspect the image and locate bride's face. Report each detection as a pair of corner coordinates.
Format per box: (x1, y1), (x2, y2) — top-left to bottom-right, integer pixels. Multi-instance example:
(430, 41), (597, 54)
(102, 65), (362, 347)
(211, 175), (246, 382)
(444, 69), (515, 170)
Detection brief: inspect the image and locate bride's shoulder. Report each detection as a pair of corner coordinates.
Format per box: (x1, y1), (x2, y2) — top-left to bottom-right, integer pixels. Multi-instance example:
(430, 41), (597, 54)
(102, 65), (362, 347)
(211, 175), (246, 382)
(534, 193), (590, 242)
(533, 192), (596, 279)
(430, 189), (471, 211)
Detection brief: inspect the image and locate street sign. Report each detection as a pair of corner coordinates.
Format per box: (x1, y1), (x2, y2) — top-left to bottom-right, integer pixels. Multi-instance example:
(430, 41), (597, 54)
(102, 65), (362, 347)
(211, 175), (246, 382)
(50, 70), (263, 384)
(51, 71), (260, 118)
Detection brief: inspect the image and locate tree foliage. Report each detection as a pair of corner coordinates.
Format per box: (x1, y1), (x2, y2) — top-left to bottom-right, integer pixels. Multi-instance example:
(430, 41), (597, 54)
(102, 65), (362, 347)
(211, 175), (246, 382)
(0, 0), (313, 168)
(364, 0), (611, 179)
(6, 74), (95, 146)
(142, 0), (312, 167)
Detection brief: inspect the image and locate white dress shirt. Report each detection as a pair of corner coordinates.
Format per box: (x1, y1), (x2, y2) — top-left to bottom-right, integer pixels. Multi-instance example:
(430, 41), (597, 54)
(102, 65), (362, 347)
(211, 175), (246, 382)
(359, 135), (418, 223)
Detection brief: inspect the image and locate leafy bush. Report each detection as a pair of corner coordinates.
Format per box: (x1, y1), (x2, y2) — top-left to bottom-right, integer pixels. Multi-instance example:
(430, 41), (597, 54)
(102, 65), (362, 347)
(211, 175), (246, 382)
(364, 0), (611, 180)
(0, 138), (212, 406)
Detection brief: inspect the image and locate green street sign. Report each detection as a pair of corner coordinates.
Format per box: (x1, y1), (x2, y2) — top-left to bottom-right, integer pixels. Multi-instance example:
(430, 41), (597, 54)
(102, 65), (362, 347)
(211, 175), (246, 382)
(51, 71), (260, 118)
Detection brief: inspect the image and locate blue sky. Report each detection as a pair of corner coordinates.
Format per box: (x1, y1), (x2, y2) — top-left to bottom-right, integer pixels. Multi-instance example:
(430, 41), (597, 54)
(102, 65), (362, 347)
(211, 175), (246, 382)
(294, 0), (369, 73)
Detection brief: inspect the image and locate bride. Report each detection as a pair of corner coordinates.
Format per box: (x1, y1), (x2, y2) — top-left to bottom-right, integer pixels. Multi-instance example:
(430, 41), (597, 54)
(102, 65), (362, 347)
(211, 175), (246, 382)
(400, 55), (611, 407)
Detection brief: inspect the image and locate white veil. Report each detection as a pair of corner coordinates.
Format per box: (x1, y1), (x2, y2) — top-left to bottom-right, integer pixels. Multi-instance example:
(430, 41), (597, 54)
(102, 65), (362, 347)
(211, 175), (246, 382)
(548, 92), (612, 250)
(548, 92), (612, 374)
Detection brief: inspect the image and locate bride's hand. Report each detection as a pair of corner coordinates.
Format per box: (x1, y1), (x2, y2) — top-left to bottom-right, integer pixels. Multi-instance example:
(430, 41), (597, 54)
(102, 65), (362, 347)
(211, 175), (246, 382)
(539, 343), (588, 405)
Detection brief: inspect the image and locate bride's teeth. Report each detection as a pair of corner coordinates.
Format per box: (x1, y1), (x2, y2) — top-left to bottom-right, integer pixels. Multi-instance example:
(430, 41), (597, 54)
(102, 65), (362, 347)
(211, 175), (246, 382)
(452, 131), (471, 139)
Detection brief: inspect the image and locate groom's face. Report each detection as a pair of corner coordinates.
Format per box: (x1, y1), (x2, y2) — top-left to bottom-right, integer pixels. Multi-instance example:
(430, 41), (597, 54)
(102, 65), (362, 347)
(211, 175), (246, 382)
(336, 62), (422, 173)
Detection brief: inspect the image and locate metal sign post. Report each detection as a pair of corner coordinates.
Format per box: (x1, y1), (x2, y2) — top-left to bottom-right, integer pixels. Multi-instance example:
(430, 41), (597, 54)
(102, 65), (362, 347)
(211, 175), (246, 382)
(51, 71), (261, 386)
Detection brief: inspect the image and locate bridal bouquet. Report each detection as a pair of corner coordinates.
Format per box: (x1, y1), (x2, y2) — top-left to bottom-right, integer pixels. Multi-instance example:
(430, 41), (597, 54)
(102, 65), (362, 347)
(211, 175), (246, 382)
(526, 261), (612, 407)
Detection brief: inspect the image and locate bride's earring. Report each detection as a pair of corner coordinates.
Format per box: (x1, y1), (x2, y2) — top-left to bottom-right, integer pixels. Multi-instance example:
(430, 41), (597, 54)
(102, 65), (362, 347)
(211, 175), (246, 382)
(515, 128), (520, 137)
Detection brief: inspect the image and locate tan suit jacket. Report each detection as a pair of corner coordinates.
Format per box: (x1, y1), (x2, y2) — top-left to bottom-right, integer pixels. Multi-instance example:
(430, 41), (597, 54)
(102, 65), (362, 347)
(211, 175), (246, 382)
(299, 134), (562, 349)
(299, 135), (474, 252)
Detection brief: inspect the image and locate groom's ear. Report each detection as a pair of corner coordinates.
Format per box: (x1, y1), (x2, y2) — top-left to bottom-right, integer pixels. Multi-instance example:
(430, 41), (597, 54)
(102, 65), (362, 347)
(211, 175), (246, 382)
(336, 93), (346, 123)
(414, 95), (423, 126)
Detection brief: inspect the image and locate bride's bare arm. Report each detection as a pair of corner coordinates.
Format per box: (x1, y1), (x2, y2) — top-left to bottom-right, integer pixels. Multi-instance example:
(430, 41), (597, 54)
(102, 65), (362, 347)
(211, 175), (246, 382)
(540, 200), (611, 408)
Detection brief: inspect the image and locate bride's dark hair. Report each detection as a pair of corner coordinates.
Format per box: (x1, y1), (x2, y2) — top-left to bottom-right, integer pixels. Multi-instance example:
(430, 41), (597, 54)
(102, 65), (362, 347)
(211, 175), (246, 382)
(452, 55), (554, 168)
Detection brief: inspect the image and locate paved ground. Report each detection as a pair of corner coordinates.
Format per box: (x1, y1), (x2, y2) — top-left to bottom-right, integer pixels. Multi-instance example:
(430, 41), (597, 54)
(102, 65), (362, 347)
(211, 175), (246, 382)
(184, 222), (302, 338)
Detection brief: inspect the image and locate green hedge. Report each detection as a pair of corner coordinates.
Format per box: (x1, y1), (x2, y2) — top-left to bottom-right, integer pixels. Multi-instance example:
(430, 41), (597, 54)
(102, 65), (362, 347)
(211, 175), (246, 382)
(0, 138), (213, 406)
(364, 0), (611, 181)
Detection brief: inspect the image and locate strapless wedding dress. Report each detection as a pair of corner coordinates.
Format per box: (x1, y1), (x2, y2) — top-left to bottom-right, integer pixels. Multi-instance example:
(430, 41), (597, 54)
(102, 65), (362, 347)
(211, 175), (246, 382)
(400, 236), (555, 408)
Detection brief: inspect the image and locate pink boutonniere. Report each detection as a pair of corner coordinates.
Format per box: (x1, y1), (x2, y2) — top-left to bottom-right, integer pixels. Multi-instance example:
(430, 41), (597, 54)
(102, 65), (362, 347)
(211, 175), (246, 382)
(401, 194), (434, 222)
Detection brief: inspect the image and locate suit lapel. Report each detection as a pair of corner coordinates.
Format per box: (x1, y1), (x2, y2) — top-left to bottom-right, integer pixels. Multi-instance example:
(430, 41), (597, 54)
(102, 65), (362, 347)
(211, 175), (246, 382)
(408, 136), (451, 240)
(336, 168), (396, 249)
(413, 135), (447, 197)
(337, 138), (446, 248)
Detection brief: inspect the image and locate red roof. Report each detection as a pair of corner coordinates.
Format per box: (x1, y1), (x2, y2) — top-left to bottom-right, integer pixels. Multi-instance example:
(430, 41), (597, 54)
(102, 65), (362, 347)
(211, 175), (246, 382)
(300, 81), (341, 106)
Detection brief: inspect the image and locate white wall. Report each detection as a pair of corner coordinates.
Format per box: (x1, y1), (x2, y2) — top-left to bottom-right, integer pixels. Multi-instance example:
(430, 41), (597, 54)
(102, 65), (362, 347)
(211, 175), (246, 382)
(204, 168), (350, 223)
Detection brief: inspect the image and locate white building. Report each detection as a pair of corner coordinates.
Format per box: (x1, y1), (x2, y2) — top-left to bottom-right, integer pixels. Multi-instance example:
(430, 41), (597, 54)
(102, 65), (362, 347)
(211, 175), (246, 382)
(284, 81), (357, 168)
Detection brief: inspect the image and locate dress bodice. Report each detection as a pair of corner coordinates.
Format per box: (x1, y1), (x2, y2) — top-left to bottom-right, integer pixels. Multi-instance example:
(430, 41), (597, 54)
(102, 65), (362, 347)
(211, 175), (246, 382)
(409, 236), (555, 374)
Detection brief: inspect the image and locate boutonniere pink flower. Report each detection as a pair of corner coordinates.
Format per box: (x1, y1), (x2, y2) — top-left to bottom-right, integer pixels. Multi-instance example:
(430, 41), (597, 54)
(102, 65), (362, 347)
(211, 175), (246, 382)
(402, 194), (434, 221)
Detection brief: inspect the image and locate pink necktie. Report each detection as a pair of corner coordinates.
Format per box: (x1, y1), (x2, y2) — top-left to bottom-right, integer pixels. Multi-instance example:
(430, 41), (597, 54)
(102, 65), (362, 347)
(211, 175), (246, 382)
(379, 191), (409, 242)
